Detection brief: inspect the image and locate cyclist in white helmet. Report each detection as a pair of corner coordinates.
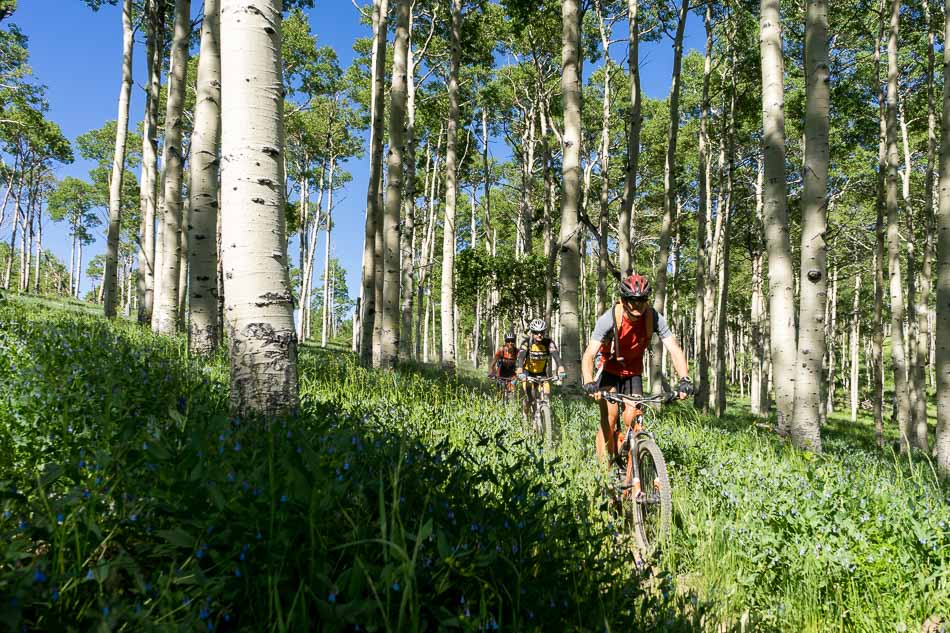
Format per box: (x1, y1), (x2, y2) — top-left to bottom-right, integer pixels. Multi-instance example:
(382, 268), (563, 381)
(516, 318), (566, 420)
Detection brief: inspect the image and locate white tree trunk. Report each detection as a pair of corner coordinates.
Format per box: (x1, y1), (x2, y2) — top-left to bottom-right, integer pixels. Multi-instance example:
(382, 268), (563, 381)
(138, 0), (162, 325)
(760, 0), (797, 432)
(558, 0), (584, 383)
(103, 0), (134, 318)
(650, 0), (688, 394)
(885, 0), (913, 450)
(321, 158), (336, 348)
(359, 0), (388, 366)
(220, 0), (299, 415)
(694, 4), (713, 411)
(152, 0), (191, 335)
(790, 0), (829, 451)
(934, 0), (950, 474)
(188, 0), (221, 356)
(380, 0), (409, 367)
(440, 0), (461, 368)
(851, 273), (861, 423)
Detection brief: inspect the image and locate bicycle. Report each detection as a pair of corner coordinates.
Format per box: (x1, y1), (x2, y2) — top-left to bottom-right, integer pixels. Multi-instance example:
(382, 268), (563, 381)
(595, 390), (678, 556)
(489, 375), (517, 403)
(521, 375), (559, 450)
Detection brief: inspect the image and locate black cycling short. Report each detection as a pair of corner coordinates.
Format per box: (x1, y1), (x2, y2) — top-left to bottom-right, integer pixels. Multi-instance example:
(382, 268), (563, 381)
(598, 372), (643, 396)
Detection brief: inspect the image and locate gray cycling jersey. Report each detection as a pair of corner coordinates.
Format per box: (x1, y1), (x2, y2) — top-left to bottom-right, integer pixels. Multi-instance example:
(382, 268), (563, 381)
(590, 307), (672, 342)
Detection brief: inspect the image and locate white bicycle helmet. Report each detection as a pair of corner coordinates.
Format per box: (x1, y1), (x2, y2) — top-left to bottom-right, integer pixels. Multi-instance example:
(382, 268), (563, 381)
(528, 318), (547, 333)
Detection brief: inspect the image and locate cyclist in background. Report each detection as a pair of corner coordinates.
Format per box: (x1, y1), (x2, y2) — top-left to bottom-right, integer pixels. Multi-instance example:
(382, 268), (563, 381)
(516, 319), (567, 419)
(488, 333), (519, 388)
(580, 274), (693, 464)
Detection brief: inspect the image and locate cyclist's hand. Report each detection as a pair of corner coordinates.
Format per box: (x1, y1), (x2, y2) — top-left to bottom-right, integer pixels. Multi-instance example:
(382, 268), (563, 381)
(584, 381), (600, 399)
(557, 369), (567, 383)
(677, 376), (694, 399)
(517, 372), (527, 382)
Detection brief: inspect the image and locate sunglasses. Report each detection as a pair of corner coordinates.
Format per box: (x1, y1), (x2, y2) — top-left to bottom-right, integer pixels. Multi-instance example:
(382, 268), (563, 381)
(623, 297), (648, 306)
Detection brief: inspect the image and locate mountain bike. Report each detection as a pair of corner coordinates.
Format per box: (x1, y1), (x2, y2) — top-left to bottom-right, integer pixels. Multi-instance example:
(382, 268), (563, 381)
(489, 375), (517, 403)
(521, 375), (560, 450)
(596, 390), (678, 555)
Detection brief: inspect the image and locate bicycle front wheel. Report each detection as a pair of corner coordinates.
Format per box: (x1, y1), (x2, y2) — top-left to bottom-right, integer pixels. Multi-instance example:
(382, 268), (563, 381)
(630, 438), (672, 555)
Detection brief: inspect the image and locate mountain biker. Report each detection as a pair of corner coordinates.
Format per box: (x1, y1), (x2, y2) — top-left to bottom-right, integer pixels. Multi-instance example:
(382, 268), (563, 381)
(580, 274), (693, 463)
(488, 334), (519, 387)
(516, 318), (567, 420)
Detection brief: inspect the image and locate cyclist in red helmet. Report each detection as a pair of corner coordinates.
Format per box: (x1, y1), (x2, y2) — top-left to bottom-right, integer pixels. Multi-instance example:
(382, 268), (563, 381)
(581, 273), (693, 464)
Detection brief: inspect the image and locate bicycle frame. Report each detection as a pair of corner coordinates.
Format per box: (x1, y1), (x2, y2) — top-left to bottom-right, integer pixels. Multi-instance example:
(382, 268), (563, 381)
(600, 392), (673, 496)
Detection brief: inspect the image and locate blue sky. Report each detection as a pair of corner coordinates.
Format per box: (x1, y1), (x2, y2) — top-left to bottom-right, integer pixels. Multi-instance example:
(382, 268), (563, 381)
(9, 0), (704, 301)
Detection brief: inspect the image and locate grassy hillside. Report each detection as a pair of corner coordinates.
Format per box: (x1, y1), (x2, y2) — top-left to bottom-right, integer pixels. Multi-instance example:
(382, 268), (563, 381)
(0, 297), (947, 631)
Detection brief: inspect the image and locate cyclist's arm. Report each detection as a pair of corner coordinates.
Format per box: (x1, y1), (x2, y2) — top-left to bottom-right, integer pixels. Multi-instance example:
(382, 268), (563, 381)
(488, 353), (498, 376)
(583, 310), (613, 385)
(515, 347), (526, 373)
(581, 338), (602, 385)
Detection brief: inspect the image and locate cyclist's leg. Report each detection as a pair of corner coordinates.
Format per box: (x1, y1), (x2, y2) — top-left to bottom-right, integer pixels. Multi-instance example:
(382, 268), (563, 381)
(621, 376), (644, 428)
(595, 372), (621, 462)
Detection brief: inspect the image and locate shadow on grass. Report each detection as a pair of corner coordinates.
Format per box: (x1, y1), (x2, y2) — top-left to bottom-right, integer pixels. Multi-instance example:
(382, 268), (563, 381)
(3, 310), (706, 632)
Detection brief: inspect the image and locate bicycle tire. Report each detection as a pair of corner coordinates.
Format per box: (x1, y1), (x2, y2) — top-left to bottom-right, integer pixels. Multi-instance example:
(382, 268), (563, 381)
(629, 437), (672, 555)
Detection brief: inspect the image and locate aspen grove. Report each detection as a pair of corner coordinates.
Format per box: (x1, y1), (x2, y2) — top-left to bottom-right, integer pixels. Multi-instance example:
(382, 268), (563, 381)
(1, 0), (949, 628)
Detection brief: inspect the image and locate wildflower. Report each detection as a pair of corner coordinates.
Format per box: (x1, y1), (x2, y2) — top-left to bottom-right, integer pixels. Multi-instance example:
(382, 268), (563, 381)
(280, 495), (288, 503)
(392, 582), (400, 591)
(233, 442), (241, 452)
(56, 514), (64, 524)
(33, 569), (46, 583)
(328, 592), (337, 603)
(103, 606), (110, 617)
(234, 568), (241, 578)
(51, 589), (59, 602)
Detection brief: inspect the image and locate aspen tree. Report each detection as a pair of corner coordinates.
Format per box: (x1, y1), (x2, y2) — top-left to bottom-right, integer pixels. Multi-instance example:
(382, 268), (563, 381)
(934, 0), (950, 474)
(760, 0), (797, 432)
(188, 0), (221, 356)
(137, 0), (162, 326)
(885, 0), (912, 450)
(618, 0), (640, 275)
(380, 0), (409, 367)
(650, 0), (688, 394)
(873, 3), (886, 446)
(558, 0), (583, 382)
(789, 0), (829, 451)
(103, 0), (133, 318)
(441, 0), (462, 368)
(850, 273), (861, 423)
(152, 0), (191, 335)
(359, 0), (388, 366)
(694, 4), (713, 411)
(220, 0), (299, 415)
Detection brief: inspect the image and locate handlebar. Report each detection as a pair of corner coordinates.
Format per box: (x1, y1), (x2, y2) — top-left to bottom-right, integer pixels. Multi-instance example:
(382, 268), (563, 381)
(595, 391), (679, 405)
(522, 375), (560, 383)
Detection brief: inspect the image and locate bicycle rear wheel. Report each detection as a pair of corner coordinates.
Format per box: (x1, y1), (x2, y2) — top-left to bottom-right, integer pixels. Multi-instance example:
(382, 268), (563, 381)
(629, 438), (671, 555)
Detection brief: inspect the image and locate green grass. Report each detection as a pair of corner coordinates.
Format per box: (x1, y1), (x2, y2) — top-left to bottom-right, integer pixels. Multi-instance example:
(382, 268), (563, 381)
(0, 296), (947, 631)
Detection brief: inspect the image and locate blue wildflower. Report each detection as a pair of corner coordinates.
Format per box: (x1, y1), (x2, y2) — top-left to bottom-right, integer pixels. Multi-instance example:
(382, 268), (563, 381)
(233, 442), (241, 452)
(328, 592), (337, 603)
(392, 582), (400, 591)
(33, 569), (46, 583)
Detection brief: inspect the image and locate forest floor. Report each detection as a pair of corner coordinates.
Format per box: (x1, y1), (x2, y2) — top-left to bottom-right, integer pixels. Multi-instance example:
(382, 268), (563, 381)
(0, 293), (947, 632)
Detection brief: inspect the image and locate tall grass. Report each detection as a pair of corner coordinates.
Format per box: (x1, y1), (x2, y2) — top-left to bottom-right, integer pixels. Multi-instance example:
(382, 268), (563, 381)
(0, 298), (947, 631)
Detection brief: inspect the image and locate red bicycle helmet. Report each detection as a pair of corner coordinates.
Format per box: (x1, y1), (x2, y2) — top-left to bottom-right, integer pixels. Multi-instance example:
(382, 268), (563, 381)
(619, 274), (651, 299)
